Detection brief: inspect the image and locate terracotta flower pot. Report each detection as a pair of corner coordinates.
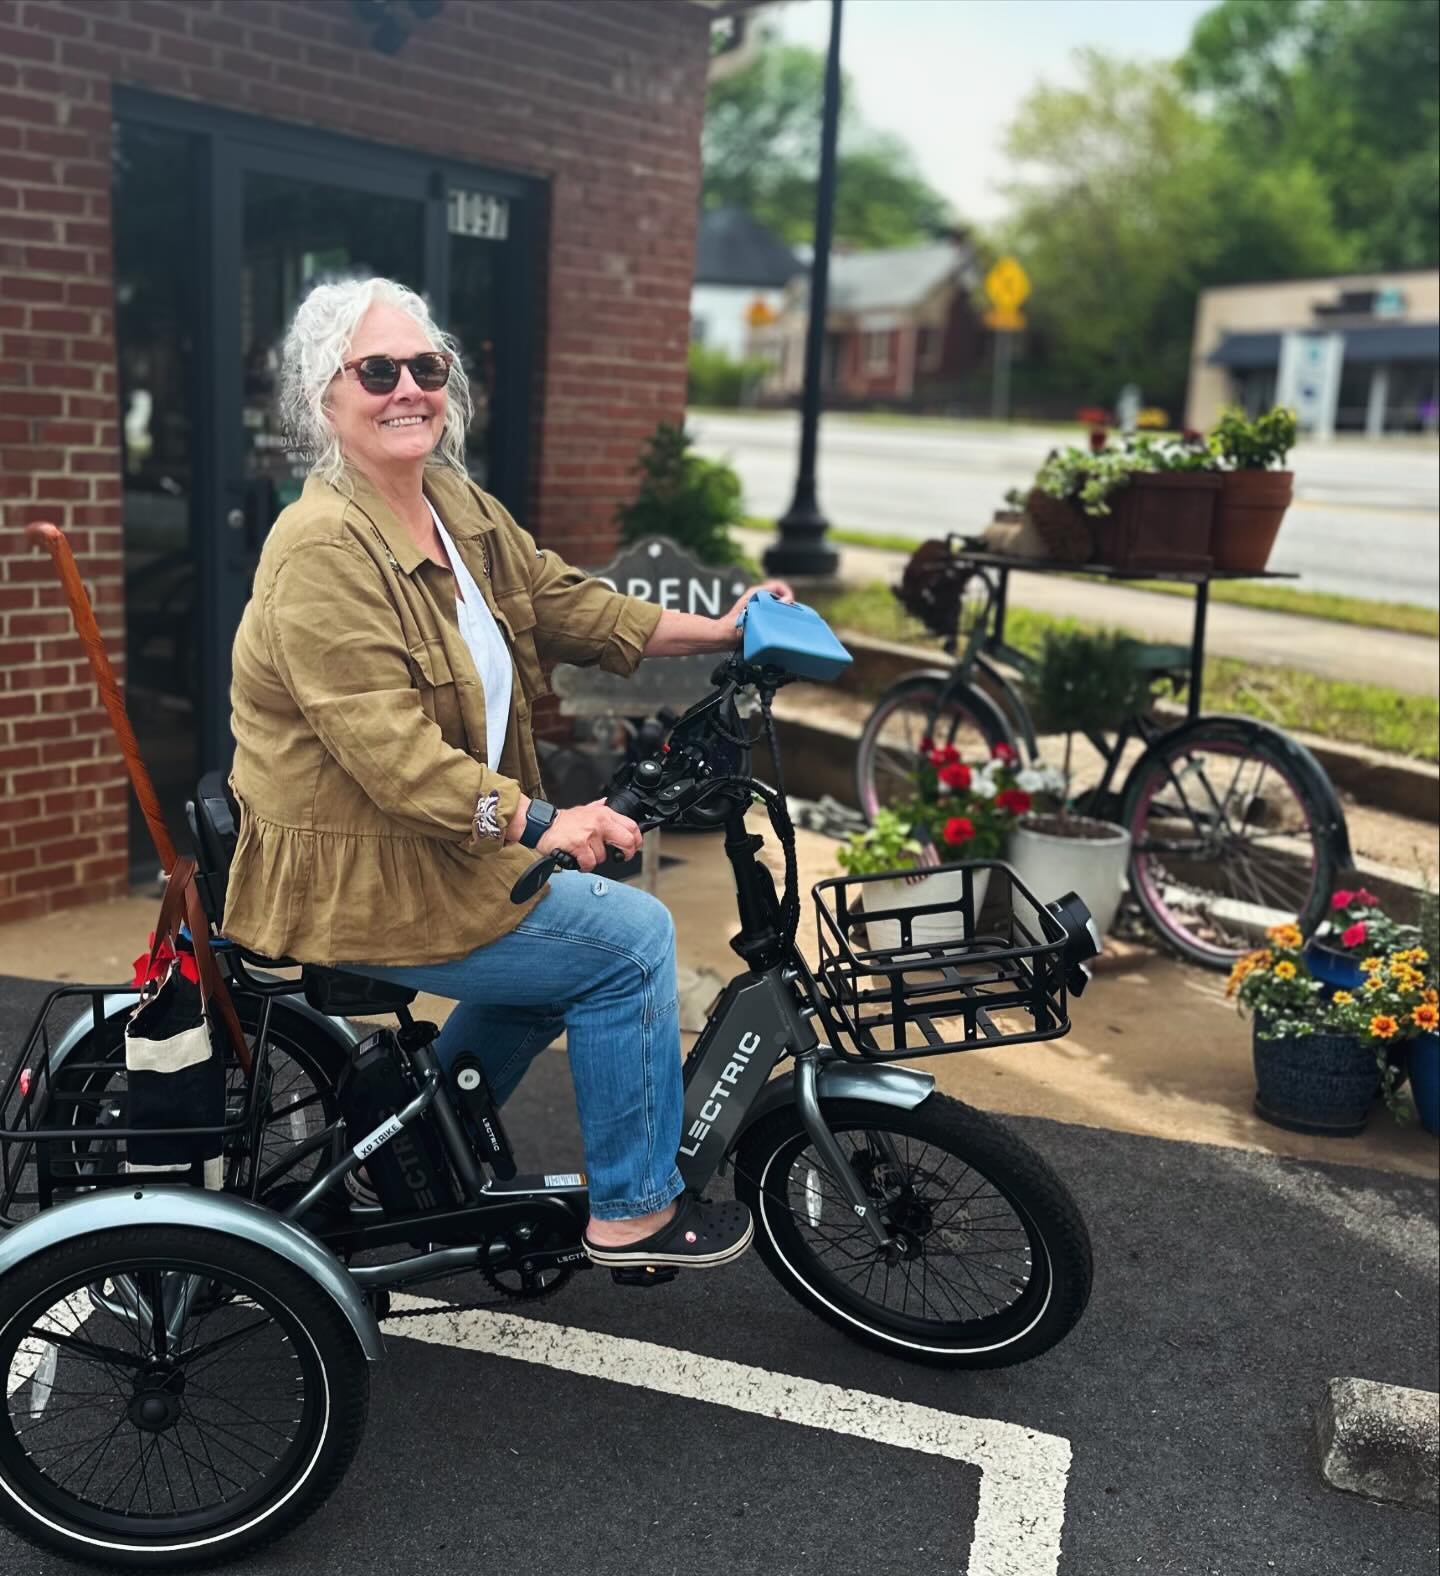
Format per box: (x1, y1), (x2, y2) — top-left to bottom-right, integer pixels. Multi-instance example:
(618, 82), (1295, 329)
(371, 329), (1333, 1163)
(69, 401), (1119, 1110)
(1210, 469), (1293, 573)
(1089, 472), (1221, 572)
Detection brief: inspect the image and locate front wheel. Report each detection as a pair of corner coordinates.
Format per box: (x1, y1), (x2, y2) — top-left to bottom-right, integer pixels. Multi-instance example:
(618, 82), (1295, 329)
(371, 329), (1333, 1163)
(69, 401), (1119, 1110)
(0, 1227), (369, 1569)
(733, 1094), (1091, 1368)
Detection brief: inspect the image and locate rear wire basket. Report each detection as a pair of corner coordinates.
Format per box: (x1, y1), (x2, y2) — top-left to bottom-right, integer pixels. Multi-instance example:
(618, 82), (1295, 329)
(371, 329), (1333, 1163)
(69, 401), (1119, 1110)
(812, 861), (1077, 1060)
(0, 984), (269, 1228)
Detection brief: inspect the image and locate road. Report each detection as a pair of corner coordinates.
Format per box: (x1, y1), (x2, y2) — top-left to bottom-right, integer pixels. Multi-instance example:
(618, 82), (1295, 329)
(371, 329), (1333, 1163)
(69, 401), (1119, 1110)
(691, 412), (1440, 609)
(1, 971), (1436, 1576)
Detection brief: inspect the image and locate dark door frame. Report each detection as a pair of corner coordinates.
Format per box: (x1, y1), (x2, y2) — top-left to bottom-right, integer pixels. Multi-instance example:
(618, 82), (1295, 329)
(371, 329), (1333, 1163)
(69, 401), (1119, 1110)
(112, 86), (544, 773)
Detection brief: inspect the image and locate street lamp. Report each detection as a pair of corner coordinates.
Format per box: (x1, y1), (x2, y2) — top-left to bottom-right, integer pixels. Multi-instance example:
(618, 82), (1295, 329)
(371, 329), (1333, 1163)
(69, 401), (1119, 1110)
(763, 0), (842, 578)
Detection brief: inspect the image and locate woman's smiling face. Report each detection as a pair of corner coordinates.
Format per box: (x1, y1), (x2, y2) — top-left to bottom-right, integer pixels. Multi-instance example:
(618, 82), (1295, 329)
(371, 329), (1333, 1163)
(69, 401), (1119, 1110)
(326, 300), (446, 478)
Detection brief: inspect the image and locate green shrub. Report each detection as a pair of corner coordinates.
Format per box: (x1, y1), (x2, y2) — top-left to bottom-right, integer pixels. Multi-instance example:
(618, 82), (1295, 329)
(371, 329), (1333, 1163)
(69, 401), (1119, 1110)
(615, 422), (748, 567)
(1209, 406), (1298, 471)
(687, 342), (771, 407)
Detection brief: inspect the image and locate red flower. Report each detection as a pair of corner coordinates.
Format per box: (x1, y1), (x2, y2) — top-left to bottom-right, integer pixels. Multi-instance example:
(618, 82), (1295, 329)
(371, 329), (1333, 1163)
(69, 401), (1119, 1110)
(918, 736), (934, 753)
(1341, 922), (1368, 949)
(992, 742), (1017, 764)
(938, 762), (972, 790)
(943, 817), (975, 846)
(1330, 890), (1355, 910)
(937, 745), (960, 766)
(996, 787), (1032, 814)
(1355, 888), (1378, 906)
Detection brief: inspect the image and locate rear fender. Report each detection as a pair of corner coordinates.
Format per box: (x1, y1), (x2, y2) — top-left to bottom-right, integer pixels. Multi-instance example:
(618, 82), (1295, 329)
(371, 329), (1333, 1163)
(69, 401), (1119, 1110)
(0, 1186), (385, 1361)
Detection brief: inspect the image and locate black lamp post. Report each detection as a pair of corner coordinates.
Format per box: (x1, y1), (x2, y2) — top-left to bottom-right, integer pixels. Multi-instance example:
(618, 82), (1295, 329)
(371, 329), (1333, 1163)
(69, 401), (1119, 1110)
(763, 0), (842, 578)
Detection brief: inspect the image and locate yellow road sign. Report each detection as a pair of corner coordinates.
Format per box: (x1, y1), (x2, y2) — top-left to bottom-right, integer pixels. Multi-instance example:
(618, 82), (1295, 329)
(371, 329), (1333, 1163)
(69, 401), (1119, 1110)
(984, 256), (1030, 314)
(984, 306), (1026, 332)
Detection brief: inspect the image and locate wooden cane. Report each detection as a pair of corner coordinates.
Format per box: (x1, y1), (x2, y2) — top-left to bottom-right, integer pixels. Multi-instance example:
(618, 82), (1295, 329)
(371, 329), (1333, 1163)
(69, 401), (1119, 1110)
(25, 521), (179, 872)
(26, 522), (252, 1077)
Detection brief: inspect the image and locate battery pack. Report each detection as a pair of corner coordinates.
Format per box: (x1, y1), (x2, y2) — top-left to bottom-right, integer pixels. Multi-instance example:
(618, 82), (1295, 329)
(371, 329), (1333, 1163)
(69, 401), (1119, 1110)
(338, 1029), (459, 1216)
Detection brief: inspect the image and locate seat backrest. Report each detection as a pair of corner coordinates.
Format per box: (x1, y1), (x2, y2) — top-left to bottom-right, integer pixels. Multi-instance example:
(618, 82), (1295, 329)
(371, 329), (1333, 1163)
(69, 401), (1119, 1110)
(185, 770), (239, 926)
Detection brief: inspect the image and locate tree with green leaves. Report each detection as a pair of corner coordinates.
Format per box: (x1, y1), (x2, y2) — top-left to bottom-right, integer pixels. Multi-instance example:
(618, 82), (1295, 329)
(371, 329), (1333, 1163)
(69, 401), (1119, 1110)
(703, 41), (951, 249)
(999, 51), (1350, 411)
(1181, 0), (1440, 270)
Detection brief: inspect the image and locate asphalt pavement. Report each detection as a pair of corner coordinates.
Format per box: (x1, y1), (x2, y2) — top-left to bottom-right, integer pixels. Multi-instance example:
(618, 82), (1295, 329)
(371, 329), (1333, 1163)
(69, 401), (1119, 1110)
(692, 412), (1440, 612)
(1, 971), (1436, 1576)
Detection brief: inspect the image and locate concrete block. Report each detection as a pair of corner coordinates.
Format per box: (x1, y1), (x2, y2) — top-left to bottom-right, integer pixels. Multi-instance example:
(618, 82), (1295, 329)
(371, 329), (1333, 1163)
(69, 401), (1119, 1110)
(1314, 1377), (1439, 1511)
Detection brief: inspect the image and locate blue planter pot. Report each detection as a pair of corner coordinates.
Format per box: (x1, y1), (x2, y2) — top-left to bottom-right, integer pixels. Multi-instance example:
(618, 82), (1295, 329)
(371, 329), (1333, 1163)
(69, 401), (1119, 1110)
(1252, 1020), (1377, 1136)
(1408, 1032), (1440, 1136)
(1304, 943), (1365, 996)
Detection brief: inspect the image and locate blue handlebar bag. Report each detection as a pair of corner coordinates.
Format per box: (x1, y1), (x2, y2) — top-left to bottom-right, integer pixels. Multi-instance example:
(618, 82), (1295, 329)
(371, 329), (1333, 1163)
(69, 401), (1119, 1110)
(738, 591), (853, 681)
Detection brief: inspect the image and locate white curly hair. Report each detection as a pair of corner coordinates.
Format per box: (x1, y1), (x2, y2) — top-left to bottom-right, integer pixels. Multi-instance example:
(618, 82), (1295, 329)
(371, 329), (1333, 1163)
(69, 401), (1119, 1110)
(278, 276), (473, 488)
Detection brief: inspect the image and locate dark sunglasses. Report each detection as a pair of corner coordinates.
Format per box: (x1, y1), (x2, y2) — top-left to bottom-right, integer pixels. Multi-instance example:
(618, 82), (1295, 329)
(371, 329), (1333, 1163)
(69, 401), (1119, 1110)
(341, 351), (453, 395)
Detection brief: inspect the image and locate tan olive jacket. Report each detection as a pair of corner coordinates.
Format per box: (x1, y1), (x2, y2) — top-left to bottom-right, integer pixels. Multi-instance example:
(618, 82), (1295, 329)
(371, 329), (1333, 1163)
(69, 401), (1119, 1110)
(224, 466), (662, 966)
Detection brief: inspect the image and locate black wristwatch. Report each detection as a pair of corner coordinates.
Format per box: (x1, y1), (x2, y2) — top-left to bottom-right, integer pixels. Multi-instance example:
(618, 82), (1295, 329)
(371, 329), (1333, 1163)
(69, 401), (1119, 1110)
(519, 798), (557, 850)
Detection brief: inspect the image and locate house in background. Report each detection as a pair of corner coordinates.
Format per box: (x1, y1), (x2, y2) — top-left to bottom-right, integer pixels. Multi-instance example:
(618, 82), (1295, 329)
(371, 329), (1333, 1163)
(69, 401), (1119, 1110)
(1189, 269), (1440, 435)
(760, 235), (986, 407)
(689, 207), (801, 360)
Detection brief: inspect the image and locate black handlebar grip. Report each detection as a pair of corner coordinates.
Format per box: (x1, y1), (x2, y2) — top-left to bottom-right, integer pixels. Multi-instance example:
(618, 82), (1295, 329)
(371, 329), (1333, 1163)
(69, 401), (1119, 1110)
(604, 783), (649, 821)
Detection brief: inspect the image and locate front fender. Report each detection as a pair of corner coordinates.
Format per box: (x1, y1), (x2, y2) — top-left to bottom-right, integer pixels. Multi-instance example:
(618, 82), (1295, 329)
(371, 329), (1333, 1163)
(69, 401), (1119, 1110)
(733, 1055), (935, 1148)
(0, 1186), (385, 1362)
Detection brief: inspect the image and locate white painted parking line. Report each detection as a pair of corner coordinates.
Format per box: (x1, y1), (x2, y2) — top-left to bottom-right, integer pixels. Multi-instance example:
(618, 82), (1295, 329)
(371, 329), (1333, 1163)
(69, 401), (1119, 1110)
(390, 1297), (1073, 1576)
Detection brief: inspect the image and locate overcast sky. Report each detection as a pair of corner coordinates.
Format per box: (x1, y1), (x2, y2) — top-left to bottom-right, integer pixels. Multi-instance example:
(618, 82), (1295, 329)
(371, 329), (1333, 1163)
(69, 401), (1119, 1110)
(765, 0), (1216, 224)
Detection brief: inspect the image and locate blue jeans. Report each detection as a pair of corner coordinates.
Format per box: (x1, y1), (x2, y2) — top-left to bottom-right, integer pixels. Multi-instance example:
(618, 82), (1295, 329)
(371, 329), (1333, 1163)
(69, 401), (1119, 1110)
(355, 871), (684, 1220)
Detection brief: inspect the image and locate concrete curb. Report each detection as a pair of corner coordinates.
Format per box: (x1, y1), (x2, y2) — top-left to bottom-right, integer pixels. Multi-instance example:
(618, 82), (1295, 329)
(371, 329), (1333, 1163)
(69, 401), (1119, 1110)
(1314, 1377), (1439, 1512)
(827, 631), (1439, 827)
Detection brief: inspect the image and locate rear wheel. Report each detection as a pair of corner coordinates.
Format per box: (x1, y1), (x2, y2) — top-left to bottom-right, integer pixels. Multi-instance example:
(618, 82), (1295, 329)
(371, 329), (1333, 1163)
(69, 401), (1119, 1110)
(856, 677), (1010, 821)
(1123, 723), (1341, 968)
(0, 1227), (369, 1569)
(734, 1094), (1091, 1368)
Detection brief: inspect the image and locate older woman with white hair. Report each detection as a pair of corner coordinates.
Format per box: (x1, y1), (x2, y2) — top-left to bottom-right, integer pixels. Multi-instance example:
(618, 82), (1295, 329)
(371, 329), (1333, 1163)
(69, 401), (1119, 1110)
(226, 276), (790, 1270)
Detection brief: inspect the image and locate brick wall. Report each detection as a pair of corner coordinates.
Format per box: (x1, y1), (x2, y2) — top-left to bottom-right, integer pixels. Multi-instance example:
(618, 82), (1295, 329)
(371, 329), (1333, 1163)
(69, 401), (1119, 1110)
(0, 0), (710, 922)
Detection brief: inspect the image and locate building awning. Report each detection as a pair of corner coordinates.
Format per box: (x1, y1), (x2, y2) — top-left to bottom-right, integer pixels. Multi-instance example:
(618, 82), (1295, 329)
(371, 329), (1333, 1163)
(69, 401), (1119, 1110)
(1209, 322), (1440, 369)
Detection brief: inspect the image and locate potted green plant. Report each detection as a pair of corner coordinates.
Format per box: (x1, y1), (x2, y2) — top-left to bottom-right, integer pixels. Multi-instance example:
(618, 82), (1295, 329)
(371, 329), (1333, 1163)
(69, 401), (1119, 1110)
(836, 749), (1028, 947)
(1029, 433), (1220, 570)
(1227, 924), (1380, 1135)
(1006, 628), (1152, 939)
(1207, 406), (1297, 573)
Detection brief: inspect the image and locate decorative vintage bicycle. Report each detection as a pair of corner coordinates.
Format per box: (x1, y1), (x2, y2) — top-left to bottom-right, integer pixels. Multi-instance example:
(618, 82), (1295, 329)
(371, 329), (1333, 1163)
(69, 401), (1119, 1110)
(855, 537), (1354, 969)
(0, 566), (1100, 1569)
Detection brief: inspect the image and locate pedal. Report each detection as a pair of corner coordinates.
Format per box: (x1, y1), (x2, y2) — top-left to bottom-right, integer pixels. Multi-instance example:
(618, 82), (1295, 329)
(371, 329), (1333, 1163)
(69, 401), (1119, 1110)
(611, 1265), (679, 1288)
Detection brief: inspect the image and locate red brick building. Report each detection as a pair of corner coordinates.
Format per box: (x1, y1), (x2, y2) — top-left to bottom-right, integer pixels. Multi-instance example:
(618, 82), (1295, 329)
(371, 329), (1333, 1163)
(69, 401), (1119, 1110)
(0, 0), (737, 921)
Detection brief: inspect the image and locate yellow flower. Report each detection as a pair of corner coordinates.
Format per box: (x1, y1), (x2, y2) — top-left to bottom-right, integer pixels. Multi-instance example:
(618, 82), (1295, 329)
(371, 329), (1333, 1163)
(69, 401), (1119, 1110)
(1274, 961), (1297, 980)
(1413, 1003), (1440, 1032)
(1425, 989), (1439, 1006)
(1331, 990), (1355, 1006)
(1410, 948), (1429, 965)
(1369, 1014), (1399, 1040)
(1266, 923), (1303, 949)
(1364, 975), (1386, 993)
(1361, 956), (1383, 972)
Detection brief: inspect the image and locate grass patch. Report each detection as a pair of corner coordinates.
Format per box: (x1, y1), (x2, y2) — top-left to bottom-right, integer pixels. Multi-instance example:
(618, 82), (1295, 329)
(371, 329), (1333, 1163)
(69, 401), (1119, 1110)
(1105, 576), (1439, 639)
(807, 581), (1440, 762)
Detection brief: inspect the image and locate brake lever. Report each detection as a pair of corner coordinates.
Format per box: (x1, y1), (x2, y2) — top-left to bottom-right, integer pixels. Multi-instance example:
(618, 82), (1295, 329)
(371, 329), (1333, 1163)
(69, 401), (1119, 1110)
(509, 818), (667, 904)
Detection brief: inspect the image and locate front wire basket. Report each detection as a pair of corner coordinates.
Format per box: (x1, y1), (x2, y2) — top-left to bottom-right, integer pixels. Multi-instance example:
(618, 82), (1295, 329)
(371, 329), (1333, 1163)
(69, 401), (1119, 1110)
(811, 860), (1076, 1060)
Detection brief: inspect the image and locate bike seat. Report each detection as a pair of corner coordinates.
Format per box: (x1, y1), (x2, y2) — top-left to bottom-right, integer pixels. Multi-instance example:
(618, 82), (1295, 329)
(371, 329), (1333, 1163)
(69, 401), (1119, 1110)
(301, 966), (418, 1015)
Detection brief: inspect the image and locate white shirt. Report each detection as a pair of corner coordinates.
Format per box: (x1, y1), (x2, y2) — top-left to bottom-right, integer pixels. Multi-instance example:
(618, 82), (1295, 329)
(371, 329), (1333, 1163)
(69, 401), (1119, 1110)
(428, 499), (512, 770)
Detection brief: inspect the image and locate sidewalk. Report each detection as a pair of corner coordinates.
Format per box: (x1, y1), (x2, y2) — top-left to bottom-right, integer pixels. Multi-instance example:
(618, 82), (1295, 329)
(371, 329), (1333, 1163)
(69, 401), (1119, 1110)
(2, 816), (1435, 1183)
(735, 527), (1440, 698)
